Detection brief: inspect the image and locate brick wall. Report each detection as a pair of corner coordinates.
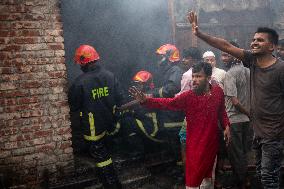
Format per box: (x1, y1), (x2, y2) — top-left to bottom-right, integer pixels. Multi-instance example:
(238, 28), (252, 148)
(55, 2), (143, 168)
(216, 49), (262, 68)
(0, 0), (74, 187)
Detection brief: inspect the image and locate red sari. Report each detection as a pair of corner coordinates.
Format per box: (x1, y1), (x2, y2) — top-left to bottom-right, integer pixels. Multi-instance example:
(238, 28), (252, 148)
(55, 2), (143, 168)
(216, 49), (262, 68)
(143, 84), (230, 187)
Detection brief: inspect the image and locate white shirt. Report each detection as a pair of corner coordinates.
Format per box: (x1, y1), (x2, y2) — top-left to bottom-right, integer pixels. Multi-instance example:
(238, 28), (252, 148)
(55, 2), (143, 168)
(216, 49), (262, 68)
(211, 67), (226, 89)
(178, 68), (193, 95)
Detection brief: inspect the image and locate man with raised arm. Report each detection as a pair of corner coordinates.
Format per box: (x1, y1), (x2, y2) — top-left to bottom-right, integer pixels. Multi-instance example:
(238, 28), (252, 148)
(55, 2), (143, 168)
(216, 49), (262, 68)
(129, 62), (231, 189)
(187, 11), (284, 189)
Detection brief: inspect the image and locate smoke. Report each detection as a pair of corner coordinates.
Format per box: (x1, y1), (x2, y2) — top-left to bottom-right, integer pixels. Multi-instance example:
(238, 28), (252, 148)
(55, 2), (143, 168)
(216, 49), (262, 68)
(60, 0), (171, 89)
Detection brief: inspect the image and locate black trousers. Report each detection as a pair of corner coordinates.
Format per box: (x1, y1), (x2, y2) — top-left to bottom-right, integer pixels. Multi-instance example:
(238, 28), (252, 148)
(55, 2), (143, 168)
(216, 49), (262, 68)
(227, 122), (251, 184)
(253, 137), (284, 189)
(86, 139), (121, 188)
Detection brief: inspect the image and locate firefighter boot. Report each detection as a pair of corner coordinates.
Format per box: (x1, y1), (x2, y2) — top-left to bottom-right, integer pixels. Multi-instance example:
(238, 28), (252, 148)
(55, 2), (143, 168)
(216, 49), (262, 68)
(97, 165), (121, 189)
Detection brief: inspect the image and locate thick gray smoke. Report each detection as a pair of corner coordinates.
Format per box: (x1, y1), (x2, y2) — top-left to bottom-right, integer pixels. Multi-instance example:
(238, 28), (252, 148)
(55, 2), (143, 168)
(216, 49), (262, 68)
(60, 0), (172, 89)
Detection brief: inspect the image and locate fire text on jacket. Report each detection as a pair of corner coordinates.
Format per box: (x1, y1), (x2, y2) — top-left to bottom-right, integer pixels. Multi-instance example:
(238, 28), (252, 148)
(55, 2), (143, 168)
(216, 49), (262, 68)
(92, 87), (109, 100)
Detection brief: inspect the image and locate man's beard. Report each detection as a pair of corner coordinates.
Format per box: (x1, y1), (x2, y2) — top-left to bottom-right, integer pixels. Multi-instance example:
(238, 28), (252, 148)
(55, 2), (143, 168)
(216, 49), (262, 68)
(224, 61), (233, 68)
(193, 80), (207, 95)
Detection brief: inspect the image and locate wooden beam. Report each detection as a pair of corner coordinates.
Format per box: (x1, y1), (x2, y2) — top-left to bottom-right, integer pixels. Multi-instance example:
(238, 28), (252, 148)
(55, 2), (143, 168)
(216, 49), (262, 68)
(168, 0), (176, 44)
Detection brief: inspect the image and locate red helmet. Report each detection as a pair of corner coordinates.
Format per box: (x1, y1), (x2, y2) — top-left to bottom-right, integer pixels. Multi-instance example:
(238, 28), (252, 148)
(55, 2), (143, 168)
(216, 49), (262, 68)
(133, 71), (154, 89)
(74, 45), (100, 65)
(156, 44), (180, 62)
(133, 71), (153, 83)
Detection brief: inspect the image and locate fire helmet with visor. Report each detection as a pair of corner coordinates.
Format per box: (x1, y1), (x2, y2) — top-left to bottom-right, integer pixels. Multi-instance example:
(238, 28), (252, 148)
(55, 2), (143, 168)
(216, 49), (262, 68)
(132, 70), (154, 90)
(156, 44), (180, 63)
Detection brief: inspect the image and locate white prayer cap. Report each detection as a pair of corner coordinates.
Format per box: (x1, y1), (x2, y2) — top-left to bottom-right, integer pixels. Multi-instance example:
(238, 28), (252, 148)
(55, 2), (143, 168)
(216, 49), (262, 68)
(202, 51), (215, 58)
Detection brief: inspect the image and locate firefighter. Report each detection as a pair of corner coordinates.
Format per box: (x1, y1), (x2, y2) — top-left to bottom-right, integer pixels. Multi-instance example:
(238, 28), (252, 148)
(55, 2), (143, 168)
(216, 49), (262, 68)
(151, 44), (186, 184)
(118, 71), (164, 156)
(68, 44), (123, 189)
(132, 71), (155, 94)
(154, 44), (183, 98)
(153, 44), (185, 124)
(152, 44), (185, 156)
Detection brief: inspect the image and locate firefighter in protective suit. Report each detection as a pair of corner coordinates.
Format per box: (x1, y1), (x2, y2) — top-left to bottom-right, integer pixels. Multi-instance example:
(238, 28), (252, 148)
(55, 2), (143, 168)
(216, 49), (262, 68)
(153, 44), (185, 126)
(153, 44), (183, 98)
(68, 45), (123, 189)
(118, 71), (165, 156)
(151, 44), (185, 159)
